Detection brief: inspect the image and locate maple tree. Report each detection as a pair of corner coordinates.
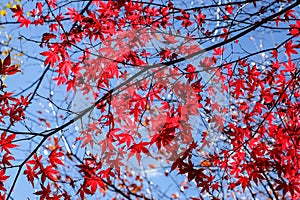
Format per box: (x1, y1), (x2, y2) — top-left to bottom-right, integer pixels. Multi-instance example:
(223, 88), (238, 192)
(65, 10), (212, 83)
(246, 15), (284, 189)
(0, 0), (300, 199)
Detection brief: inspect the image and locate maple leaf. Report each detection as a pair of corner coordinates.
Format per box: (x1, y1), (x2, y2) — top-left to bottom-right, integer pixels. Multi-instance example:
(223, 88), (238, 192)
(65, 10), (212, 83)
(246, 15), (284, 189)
(228, 182), (236, 190)
(116, 132), (134, 147)
(175, 10), (193, 28)
(0, 169), (9, 192)
(1, 152), (14, 166)
(129, 142), (150, 154)
(18, 16), (31, 28)
(194, 12), (206, 26)
(10, 5), (23, 19)
(52, 75), (67, 86)
(49, 148), (64, 166)
(284, 40), (298, 58)
(40, 50), (60, 67)
(220, 28), (229, 39)
(58, 61), (72, 77)
(34, 184), (51, 200)
(66, 7), (82, 22)
(184, 64), (197, 82)
(250, 172), (264, 186)
(66, 79), (76, 92)
(289, 20), (300, 36)
(282, 59), (295, 72)
(36, 2), (43, 13)
(232, 78), (245, 98)
(225, 5), (234, 14)
(0, 169), (9, 183)
(214, 47), (225, 56)
(275, 16), (283, 27)
(128, 142), (151, 165)
(200, 56), (217, 68)
(238, 176), (250, 191)
(20, 95), (31, 107)
(47, 0), (57, 9)
(77, 131), (94, 148)
(0, 132), (17, 153)
(211, 183), (219, 190)
(284, 9), (296, 20)
(0, 54), (20, 76)
(86, 177), (104, 194)
(150, 130), (176, 150)
(2, 54), (11, 66)
(49, 23), (59, 32)
(24, 164), (38, 187)
(271, 49), (278, 58)
(42, 165), (59, 182)
(41, 33), (57, 45)
(200, 160), (212, 167)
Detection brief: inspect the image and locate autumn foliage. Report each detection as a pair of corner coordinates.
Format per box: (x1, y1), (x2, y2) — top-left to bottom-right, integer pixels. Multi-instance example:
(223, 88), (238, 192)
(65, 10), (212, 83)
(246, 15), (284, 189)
(0, 0), (299, 199)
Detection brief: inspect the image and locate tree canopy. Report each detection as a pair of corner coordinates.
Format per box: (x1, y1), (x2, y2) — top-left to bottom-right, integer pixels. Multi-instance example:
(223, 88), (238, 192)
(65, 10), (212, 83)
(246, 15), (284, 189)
(0, 0), (299, 199)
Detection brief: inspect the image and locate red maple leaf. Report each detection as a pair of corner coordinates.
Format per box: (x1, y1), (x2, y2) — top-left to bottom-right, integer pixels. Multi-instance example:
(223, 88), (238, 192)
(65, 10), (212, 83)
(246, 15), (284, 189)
(41, 33), (57, 45)
(47, 0), (57, 9)
(214, 47), (225, 56)
(42, 165), (59, 182)
(1, 152), (14, 166)
(36, 2), (43, 13)
(284, 9), (296, 20)
(24, 164), (38, 187)
(184, 64), (197, 82)
(220, 28), (229, 39)
(284, 40), (298, 58)
(0, 54), (20, 75)
(0, 169), (9, 182)
(194, 12), (206, 26)
(49, 148), (64, 166)
(128, 142), (150, 164)
(19, 16), (31, 28)
(85, 177), (104, 194)
(225, 5), (234, 14)
(289, 20), (300, 36)
(0, 132), (17, 153)
(0, 169), (9, 192)
(10, 5), (23, 19)
(282, 59), (296, 72)
(40, 50), (60, 67)
(34, 184), (51, 199)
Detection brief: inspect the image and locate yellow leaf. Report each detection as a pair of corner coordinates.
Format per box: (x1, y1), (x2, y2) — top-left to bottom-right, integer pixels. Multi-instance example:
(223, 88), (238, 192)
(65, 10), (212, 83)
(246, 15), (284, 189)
(172, 193), (179, 199)
(146, 104), (150, 110)
(149, 164), (156, 169)
(12, 4), (20, 9)
(201, 160), (212, 167)
(3, 49), (10, 56)
(1, 75), (6, 81)
(0, 10), (7, 16)
(6, 2), (12, 9)
(142, 117), (150, 126)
